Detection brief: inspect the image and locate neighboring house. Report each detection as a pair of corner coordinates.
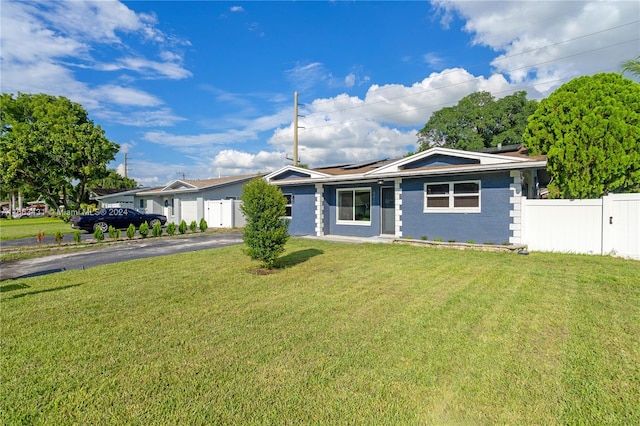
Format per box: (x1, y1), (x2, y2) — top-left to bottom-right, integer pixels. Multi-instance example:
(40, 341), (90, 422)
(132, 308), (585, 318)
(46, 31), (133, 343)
(94, 174), (261, 228)
(266, 146), (548, 245)
(91, 188), (143, 209)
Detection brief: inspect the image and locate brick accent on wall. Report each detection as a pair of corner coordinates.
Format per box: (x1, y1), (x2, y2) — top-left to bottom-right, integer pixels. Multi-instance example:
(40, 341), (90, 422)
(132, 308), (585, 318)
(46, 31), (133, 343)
(315, 183), (324, 236)
(509, 170), (523, 245)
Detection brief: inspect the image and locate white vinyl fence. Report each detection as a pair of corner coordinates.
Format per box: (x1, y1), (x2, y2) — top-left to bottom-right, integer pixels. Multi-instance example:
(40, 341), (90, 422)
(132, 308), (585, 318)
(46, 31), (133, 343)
(205, 199), (245, 228)
(520, 193), (640, 259)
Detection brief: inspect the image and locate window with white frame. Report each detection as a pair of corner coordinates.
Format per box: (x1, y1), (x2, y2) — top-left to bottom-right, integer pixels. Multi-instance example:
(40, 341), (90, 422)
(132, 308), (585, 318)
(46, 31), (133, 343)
(424, 181), (481, 213)
(283, 194), (292, 218)
(337, 188), (371, 224)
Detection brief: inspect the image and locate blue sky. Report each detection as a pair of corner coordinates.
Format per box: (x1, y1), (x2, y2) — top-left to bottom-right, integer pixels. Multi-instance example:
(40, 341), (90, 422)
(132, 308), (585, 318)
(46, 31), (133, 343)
(2, 1), (638, 187)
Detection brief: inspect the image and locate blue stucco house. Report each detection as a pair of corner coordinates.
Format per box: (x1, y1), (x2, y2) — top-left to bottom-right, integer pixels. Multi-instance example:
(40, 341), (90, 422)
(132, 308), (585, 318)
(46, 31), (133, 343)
(265, 146), (547, 245)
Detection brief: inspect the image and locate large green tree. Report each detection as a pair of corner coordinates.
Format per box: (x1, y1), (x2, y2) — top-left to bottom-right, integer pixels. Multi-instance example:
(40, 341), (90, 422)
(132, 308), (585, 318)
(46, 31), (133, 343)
(0, 93), (119, 210)
(523, 73), (640, 199)
(91, 169), (138, 190)
(240, 177), (290, 269)
(417, 91), (538, 151)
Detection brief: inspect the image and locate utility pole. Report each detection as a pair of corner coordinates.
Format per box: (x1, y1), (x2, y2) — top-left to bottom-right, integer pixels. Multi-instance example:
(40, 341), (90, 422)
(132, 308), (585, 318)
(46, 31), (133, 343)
(293, 91), (299, 166)
(123, 152), (128, 178)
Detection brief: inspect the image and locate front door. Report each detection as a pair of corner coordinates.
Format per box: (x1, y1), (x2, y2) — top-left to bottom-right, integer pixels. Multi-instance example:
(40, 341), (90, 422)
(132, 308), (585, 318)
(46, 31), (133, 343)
(381, 187), (395, 235)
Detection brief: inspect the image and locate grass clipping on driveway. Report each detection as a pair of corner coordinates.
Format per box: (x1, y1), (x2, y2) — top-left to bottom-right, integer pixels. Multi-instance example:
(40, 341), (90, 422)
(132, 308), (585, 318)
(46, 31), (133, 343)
(2, 239), (639, 424)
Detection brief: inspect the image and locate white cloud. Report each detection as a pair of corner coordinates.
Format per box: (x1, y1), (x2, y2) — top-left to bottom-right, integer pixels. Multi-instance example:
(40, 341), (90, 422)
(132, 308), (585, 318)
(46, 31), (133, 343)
(423, 52), (445, 69)
(106, 57), (192, 80)
(143, 129), (259, 149)
(140, 66), (532, 175)
(0, 0), (189, 121)
(432, 0), (639, 89)
(286, 62), (329, 91)
(93, 108), (186, 128)
(345, 73), (356, 88)
(92, 85), (163, 107)
(230, 6), (245, 13)
(211, 150), (288, 175)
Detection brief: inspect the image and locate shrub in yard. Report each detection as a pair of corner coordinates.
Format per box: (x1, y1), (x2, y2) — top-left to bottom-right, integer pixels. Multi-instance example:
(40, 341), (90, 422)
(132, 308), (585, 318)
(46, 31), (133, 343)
(126, 223), (136, 239)
(199, 218), (208, 233)
(108, 225), (118, 239)
(54, 231), (64, 246)
(93, 227), (104, 242)
(166, 222), (177, 236)
(152, 221), (163, 237)
(240, 177), (290, 269)
(189, 220), (197, 233)
(139, 222), (149, 238)
(73, 230), (81, 244)
(178, 220), (187, 234)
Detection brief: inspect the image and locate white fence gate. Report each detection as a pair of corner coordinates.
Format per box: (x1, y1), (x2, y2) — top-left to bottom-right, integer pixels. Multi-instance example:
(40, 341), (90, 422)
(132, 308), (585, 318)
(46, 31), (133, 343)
(205, 200), (245, 228)
(521, 193), (640, 259)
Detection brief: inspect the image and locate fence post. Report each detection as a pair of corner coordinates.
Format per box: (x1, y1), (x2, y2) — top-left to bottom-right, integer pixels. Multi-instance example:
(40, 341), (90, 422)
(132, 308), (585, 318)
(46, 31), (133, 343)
(601, 194), (611, 256)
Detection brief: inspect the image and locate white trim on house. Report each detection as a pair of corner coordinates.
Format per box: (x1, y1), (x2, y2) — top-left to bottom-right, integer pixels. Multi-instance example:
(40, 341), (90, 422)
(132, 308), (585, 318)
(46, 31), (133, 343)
(315, 183), (324, 236)
(365, 147), (526, 176)
(509, 171), (524, 244)
(394, 178), (402, 238)
(265, 166), (332, 181)
(270, 160), (548, 187)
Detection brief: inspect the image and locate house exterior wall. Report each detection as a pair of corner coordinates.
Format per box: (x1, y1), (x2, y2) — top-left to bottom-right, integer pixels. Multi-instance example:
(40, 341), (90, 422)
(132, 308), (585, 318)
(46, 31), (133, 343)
(133, 181), (249, 225)
(282, 185), (317, 236)
(324, 182), (383, 238)
(400, 172), (512, 244)
(98, 195), (135, 208)
(200, 181), (246, 200)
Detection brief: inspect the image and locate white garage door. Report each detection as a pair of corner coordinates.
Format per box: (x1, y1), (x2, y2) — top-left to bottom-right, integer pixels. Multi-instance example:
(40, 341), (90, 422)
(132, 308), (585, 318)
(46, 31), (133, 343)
(181, 198), (198, 224)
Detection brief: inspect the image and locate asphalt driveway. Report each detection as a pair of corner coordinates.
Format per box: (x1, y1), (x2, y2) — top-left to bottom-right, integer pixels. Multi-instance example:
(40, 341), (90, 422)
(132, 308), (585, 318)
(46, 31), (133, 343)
(0, 231), (243, 281)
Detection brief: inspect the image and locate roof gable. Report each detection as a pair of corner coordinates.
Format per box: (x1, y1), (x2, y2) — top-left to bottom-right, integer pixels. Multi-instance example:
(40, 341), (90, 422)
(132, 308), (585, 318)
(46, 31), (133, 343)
(137, 174), (261, 195)
(265, 166), (331, 182)
(162, 180), (197, 191)
(366, 147), (525, 175)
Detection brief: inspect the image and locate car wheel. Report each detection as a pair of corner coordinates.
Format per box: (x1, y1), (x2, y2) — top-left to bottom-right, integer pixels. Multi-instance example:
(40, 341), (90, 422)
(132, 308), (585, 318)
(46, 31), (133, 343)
(149, 219), (161, 228)
(93, 221), (109, 233)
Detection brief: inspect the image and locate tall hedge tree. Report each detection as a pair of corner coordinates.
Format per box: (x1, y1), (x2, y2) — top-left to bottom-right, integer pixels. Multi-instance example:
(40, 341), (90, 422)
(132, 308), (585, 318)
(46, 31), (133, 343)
(0, 93), (119, 210)
(240, 177), (290, 269)
(417, 91), (538, 151)
(523, 73), (640, 199)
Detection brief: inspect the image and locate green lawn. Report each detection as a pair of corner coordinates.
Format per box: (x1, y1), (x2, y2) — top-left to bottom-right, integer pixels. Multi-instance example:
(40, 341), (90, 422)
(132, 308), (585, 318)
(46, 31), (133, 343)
(1, 239), (639, 424)
(0, 217), (72, 240)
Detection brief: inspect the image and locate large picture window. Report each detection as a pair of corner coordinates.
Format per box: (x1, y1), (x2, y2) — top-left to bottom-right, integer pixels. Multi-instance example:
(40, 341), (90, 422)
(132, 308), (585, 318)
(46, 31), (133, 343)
(424, 181), (481, 213)
(337, 188), (371, 224)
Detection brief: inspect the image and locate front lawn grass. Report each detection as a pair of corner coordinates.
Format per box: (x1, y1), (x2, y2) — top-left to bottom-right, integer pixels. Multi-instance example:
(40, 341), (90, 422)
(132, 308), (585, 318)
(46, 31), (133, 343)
(0, 217), (72, 240)
(2, 239), (639, 424)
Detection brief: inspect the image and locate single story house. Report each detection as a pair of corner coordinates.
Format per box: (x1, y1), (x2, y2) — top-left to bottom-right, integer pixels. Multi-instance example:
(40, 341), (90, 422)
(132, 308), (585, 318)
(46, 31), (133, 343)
(265, 145), (548, 245)
(93, 174), (261, 228)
